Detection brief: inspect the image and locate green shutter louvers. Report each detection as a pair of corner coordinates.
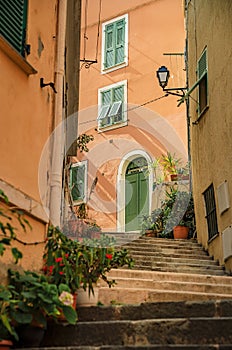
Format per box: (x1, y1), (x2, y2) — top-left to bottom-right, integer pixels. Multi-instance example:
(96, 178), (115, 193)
(0, 0), (28, 56)
(104, 17), (126, 69)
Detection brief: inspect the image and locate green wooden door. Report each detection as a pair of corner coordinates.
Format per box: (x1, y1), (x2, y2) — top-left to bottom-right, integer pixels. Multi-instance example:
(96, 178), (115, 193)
(125, 159), (149, 231)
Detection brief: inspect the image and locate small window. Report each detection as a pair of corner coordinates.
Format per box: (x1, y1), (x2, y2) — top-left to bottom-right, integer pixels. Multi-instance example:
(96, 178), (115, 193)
(98, 81), (127, 130)
(102, 14), (128, 72)
(197, 48), (208, 115)
(0, 0), (28, 56)
(70, 161), (87, 204)
(203, 184), (218, 241)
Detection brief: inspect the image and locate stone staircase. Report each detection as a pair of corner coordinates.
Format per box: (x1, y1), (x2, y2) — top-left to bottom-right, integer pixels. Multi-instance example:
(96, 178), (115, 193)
(16, 236), (232, 349)
(97, 236), (232, 305)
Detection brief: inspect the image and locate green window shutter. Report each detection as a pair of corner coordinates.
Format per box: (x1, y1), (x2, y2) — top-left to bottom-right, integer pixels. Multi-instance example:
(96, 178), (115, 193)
(104, 17), (126, 69)
(115, 19), (125, 65)
(102, 89), (112, 105)
(197, 49), (208, 114)
(197, 50), (207, 79)
(104, 23), (114, 68)
(70, 165), (86, 202)
(0, 0), (28, 56)
(113, 85), (123, 102)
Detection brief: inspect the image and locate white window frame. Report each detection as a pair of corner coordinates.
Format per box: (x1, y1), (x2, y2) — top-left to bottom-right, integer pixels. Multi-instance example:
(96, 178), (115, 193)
(97, 80), (128, 132)
(101, 14), (129, 74)
(70, 160), (88, 204)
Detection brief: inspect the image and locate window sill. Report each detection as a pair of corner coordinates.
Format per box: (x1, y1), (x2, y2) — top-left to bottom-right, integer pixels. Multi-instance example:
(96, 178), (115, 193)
(208, 232), (219, 244)
(0, 35), (37, 75)
(98, 121), (128, 132)
(193, 105), (209, 124)
(101, 61), (128, 74)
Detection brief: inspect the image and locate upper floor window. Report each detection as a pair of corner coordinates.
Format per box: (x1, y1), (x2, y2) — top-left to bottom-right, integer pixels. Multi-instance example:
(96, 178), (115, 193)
(97, 80), (127, 130)
(102, 14), (128, 73)
(197, 48), (208, 115)
(70, 161), (88, 204)
(0, 0), (28, 56)
(203, 183), (218, 241)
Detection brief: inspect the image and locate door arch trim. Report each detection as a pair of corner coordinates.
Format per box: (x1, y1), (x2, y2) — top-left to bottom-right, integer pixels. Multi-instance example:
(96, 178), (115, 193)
(116, 150), (153, 232)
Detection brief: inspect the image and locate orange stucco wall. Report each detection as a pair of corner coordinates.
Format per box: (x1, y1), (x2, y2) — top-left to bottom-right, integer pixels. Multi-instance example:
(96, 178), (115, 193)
(0, 1), (59, 271)
(76, 0), (187, 231)
(0, 0), (57, 202)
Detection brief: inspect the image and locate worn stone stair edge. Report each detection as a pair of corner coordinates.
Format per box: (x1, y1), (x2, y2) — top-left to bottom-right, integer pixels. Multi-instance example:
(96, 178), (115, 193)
(107, 268), (232, 280)
(76, 300), (232, 321)
(42, 317), (232, 347)
(101, 277), (232, 292)
(14, 346), (232, 349)
(99, 286), (232, 299)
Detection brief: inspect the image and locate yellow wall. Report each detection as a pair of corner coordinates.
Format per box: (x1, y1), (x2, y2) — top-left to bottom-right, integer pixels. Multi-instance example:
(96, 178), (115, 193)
(187, 0), (232, 271)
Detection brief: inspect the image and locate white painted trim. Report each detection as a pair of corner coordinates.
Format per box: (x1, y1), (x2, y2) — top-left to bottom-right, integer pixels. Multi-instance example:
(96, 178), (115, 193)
(98, 80), (128, 131)
(101, 13), (129, 74)
(0, 178), (49, 223)
(70, 160), (88, 204)
(116, 150), (153, 232)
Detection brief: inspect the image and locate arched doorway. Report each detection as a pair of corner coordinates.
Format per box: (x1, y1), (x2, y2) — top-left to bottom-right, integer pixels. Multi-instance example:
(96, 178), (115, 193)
(117, 149), (154, 232)
(125, 157), (149, 231)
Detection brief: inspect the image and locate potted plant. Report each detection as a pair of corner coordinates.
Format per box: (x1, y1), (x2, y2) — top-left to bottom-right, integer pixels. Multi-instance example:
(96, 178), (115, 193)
(8, 269), (77, 347)
(141, 188), (195, 240)
(160, 152), (181, 181)
(141, 208), (163, 237)
(0, 285), (19, 349)
(163, 189), (195, 239)
(43, 226), (134, 299)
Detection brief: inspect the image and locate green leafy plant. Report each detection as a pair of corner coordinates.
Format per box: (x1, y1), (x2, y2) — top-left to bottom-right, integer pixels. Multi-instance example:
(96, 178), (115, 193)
(0, 189), (31, 264)
(8, 270), (77, 328)
(0, 285), (19, 341)
(141, 188), (195, 239)
(43, 226), (134, 296)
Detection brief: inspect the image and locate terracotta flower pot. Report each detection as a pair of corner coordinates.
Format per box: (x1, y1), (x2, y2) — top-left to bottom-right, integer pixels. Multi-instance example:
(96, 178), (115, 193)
(76, 286), (99, 306)
(173, 225), (189, 239)
(0, 340), (13, 350)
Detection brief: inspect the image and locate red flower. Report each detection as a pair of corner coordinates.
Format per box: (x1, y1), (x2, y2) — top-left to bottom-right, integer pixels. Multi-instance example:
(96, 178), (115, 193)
(48, 265), (54, 275)
(42, 265), (48, 272)
(59, 271), (64, 275)
(55, 257), (63, 263)
(59, 263), (65, 267)
(106, 254), (113, 260)
(65, 254), (69, 258)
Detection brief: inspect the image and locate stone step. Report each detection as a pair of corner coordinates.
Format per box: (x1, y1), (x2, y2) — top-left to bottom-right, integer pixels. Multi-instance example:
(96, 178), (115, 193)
(98, 286), (232, 305)
(134, 265), (225, 276)
(123, 240), (206, 250)
(76, 300), (232, 321)
(125, 245), (209, 256)
(41, 316), (232, 347)
(131, 255), (218, 266)
(103, 277), (232, 295)
(128, 250), (211, 260)
(107, 269), (232, 284)
(25, 345), (232, 349)
(124, 237), (205, 248)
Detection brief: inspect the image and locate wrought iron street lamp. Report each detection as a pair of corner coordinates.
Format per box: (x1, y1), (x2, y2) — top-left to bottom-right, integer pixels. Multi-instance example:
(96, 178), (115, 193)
(156, 65), (187, 97)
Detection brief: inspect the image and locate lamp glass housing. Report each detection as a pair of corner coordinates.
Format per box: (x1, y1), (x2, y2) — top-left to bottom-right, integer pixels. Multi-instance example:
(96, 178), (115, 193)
(157, 66), (170, 88)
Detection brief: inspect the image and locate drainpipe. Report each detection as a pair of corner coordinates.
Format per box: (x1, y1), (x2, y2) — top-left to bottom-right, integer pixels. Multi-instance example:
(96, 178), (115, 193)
(49, 0), (67, 228)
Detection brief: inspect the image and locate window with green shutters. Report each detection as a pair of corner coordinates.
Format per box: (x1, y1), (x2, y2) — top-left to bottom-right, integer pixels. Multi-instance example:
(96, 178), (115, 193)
(70, 161), (87, 203)
(0, 0), (28, 56)
(102, 14), (128, 72)
(98, 81), (127, 129)
(197, 48), (208, 115)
